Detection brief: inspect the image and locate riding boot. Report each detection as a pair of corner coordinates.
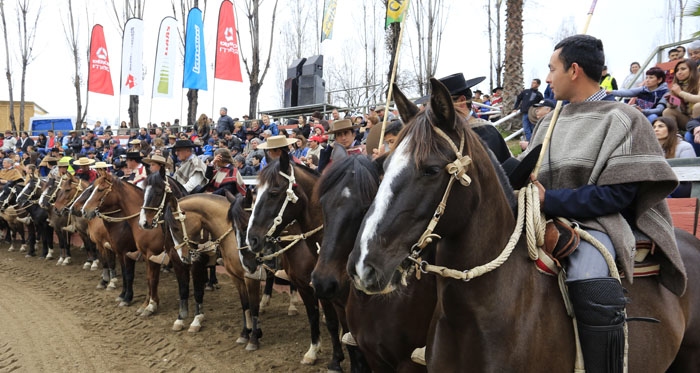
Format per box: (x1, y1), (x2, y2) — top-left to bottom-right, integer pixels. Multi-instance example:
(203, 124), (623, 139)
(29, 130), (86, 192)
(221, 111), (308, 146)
(149, 251), (170, 266)
(125, 251), (143, 262)
(567, 278), (627, 373)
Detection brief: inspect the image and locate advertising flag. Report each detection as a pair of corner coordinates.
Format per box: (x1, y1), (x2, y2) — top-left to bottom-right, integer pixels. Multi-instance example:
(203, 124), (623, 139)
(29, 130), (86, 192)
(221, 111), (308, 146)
(152, 17), (178, 98)
(87, 25), (114, 95)
(386, 0), (410, 28)
(183, 7), (207, 90)
(215, 0), (243, 82)
(320, 0), (338, 42)
(120, 18), (144, 95)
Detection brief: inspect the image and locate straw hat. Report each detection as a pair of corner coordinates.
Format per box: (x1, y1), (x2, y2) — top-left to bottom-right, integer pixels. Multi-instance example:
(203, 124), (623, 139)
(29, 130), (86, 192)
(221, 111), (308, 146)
(39, 156), (58, 167)
(128, 139), (142, 145)
(143, 154), (168, 166)
(57, 160), (71, 167)
(257, 135), (297, 150)
(92, 161), (110, 169)
(326, 119), (360, 134)
(74, 157), (95, 166)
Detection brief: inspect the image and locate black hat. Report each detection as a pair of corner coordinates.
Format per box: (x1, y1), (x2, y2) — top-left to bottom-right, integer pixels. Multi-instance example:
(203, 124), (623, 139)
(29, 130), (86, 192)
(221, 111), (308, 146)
(533, 99), (556, 109)
(501, 144), (542, 190)
(171, 139), (197, 149)
(125, 151), (143, 161)
(415, 73), (486, 105)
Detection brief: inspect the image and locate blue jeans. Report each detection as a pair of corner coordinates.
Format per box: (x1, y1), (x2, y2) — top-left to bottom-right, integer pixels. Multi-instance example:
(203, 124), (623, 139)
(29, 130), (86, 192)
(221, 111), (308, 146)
(566, 229), (616, 282)
(684, 131), (700, 156)
(522, 114), (534, 141)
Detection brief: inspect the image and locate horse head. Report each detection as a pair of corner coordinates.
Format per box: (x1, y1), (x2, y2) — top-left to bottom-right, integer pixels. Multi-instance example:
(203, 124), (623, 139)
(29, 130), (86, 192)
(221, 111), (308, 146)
(244, 153), (318, 270)
(140, 170), (171, 229)
(39, 177), (59, 209)
(15, 176), (40, 208)
(0, 180), (22, 212)
(82, 174), (116, 220)
(347, 78), (515, 294)
(54, 174), (82, 216)
(311, 154), (381, 300)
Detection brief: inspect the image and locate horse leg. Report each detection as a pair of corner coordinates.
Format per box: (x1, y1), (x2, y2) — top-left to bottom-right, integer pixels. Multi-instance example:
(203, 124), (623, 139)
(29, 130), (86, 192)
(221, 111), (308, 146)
(41, 224), (53, 258)
(319, 299), (346, 372)
(21, 224), (34, 255)
(63, 232), (72, 264)
(259, 270), (275, 313)
(170, 256), (191, 331)
(139, 258), (162, 317)
(119, 253), (136, 307)
(105, 250), (118, 290)
(188, 257), (208, 332)
(296, 284), (322, 365)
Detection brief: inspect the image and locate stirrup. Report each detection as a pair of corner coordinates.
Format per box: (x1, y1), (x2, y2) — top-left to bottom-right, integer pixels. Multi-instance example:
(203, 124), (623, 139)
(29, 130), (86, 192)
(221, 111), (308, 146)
(411, 346), (426, 366)
(62, 224), (76, 233)
(125, 251), (143, 262)
(274, 269), (290, 281)
(149, 252), (170, 266)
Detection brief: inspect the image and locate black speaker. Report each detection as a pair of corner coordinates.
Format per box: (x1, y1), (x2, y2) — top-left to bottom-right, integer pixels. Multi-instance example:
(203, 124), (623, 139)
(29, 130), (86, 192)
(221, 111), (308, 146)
(302, 55), (323, 77)
(287, 58), (306, 80)
(298, 75), (325, 106)
(284, 77), (299, 108)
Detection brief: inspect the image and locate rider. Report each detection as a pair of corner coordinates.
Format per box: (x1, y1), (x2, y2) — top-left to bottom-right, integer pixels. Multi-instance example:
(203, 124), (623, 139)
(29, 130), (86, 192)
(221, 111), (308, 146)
(205, 147), (246, 197)
(317, 119), (364, 173)
(171, 139), (208, 194)
(73, 157), (97, 183)
(125, 151), (147, 189)
(257, 134), (298, 167)
(92, 161), (111, 178)
(142, 154), (168, 175)
(524, 34), (684, 372)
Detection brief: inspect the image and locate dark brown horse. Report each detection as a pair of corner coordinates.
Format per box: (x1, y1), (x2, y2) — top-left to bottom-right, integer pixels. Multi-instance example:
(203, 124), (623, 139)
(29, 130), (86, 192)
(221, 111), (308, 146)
(139, 171), (263, 345)
(347, 78), (700, 371)
(312, 153), (435, 372)
(243, 155), (361, 371)
(82, 174), (173, 316)
(15, 176), (54, 258)
(52, 174), (99, 266)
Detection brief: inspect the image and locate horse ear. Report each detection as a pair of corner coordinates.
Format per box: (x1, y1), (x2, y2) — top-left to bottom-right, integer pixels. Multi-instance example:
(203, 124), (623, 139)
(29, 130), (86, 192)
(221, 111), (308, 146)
(331, 143), (348, 162)
(393, 83), (419, 123)
(224, 190), (236, 204)
(429, 77), (457, 132)
(279, 151), (291, 173)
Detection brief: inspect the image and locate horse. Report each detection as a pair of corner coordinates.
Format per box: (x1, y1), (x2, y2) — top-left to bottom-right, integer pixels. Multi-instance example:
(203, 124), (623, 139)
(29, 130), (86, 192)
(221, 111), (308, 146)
(81, 174), (174, 316)
(312, 153), (435, 372)
(0, 180), (28, 253)
(139, 171), (264, 347)
(347, 78), (700, 371)
(244, 154), (361, 372)
(15, 175), (54, 258)
(52, 173), (99, 267)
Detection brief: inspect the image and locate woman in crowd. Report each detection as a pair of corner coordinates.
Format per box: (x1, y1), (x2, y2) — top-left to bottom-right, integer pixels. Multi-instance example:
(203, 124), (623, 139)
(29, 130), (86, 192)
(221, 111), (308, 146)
(622, 61), (643, 89)
(205, 148), (246, 197)
(663, 59), (700, 130)
(291, 135), (309, 159)
(654, 116), (694, 198)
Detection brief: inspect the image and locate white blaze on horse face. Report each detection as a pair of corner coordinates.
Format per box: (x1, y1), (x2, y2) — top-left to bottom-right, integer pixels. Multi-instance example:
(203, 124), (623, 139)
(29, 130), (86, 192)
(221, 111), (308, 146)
(82, 183), (102, 216)
(356, 136), (411, 280)
(246, 182), (268, 248)
(139, 185), (152, 228)
(341, 186), (351, 199)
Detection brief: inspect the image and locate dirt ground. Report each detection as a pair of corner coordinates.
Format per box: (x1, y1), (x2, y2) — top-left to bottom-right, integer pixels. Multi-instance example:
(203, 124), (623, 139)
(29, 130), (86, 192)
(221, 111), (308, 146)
(0, 242), (350, 373)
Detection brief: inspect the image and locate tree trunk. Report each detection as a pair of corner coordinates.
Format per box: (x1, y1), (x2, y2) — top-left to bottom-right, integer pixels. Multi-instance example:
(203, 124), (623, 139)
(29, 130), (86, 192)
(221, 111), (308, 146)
(502, 0), (523, 131)
(128, 94), (139, 128)
(19, 62), (26, 132)
(249, 83), (261, 118)
(186, 88), (198, 128)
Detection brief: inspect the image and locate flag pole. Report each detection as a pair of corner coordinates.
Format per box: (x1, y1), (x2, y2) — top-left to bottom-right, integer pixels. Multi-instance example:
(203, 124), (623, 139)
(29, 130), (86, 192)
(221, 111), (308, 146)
(531, 0), (598, 177)
(377, 12), (408, 153)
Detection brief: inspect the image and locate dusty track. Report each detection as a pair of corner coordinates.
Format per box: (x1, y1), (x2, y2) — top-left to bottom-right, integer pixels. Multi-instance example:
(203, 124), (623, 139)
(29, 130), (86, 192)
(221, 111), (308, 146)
(0, 242), (348, 372)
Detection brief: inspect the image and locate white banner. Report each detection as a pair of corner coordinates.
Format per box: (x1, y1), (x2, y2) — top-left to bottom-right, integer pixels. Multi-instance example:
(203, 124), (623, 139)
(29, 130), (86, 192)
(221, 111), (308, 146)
(120, 18), (144, 96)
(152, 17), (178, 98)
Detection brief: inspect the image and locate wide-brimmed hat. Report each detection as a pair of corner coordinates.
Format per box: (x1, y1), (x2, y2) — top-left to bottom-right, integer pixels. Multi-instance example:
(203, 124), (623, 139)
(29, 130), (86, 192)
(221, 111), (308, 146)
(57, 160), (71, 167)
(501, 144), (542, 190)
(92, 161), (110, 169)
(128, 139), (141, 145)
(415, 74), (486, 105)
(327, 119), (360, 135)
(533, 99), (556, 109)
(142, 154), (167, 166)
(125, 151), (143, 161)
(257, 135), (297, 150)
(39, 156), (58, 167)
(74, 157), (95, 166)
(171, 139), (197, 150)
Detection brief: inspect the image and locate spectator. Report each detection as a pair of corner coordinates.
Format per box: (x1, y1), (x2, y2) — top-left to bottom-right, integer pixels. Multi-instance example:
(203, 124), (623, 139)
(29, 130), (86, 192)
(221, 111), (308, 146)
(297, 115), (311, 138)
(668, 48), (681, 61)
(512, 78), (544, 141)
(34, 133), (46, 152)
(233, 121), (246, 142)
(93, 121), (105, 135)
(621, 61), (643, 89)
(663, 58), (700, 131)
(609, 67), (668, 123)
(250, 153), (263, 174)
(1, 130), (16, 152)
(291, 135), (309, 159)
(260, 114), (279, 136)
(215, 108), (234, 137)
(687, 40), (700, 65)
(599, 65), (618, 91)
(244, 138), (264, 166)
(654, 116), (694, 198)
(67, 130), (82, 154)
(305, 135), (324, 161)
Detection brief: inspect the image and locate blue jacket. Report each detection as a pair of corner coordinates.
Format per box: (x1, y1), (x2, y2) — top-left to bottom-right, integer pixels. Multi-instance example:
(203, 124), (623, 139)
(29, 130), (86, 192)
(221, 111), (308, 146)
(610, 83), (668, 117)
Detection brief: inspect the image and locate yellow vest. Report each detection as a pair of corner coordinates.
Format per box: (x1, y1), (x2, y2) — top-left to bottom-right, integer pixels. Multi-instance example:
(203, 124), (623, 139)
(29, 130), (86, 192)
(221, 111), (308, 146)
(600, 75), (615, 91)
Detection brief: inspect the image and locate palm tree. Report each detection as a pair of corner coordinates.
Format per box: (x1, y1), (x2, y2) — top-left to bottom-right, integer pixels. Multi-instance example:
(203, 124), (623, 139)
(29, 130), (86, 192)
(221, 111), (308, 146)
(502, 0), (523, 132)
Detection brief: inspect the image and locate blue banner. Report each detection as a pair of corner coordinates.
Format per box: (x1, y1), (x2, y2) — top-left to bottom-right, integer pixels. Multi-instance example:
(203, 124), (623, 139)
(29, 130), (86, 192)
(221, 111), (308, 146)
(183, 7), (207, 90)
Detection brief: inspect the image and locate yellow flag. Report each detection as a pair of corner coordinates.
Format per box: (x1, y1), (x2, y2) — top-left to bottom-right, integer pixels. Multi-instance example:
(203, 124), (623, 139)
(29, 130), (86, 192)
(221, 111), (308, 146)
(386, 0), (410, 28)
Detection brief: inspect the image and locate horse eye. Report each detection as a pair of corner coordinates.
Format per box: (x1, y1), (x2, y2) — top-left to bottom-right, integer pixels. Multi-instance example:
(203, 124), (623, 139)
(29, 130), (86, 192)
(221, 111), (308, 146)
(423, 166), (441, 176)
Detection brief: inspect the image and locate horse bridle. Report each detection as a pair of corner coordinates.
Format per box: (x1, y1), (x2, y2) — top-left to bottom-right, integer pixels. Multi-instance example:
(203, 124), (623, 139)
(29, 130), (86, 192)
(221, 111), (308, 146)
(59, 176), (85, 215)
(40, 178), (61, 206)
(17, 177), (42, 208)
(0, 184), (19, 211)
(141, 176), (172, 228)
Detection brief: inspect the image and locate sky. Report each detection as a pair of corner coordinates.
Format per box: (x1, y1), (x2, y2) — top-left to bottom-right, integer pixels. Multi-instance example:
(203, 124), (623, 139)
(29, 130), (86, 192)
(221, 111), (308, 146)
(0, 0), (698, 128)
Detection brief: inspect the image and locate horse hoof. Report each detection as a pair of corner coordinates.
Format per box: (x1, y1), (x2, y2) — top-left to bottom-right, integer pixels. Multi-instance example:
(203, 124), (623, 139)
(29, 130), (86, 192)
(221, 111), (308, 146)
(19, 244), (27, 253)
(235, 336), (249, 344)
(107, 279), (118, 290)
(172, 319), (185, 332)
(302, 342), (321, 365)
(82, 261), (91, 270)
(411, 347), (426, 366)
(62, 257), (72, 265)
(96, 282), (107, 290)
(245, 342), (259, 351)
(90, 260), (100, 271)
(140, 309), (153, 317)
(7, 245), (14, 252)
(115, 296), (124, 303)
(118, 301), (130, 307)
(301, 356), (317, 365)
(288, 304), (299, 316)
(188, 314), (204, 333)
(187, 324), (201, 333)
(135, 307), (144, 315)
(56, 257), (64, 265)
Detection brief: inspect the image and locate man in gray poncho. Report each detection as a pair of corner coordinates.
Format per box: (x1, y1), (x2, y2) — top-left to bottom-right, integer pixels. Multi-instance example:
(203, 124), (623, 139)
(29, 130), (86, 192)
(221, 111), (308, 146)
(523, 35), (686, 373)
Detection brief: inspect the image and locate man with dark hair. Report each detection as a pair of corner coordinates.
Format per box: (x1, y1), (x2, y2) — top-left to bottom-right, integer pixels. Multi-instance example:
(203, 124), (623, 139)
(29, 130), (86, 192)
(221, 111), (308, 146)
(608, 67), (668, 122)
(512, 78), (543, 141)
(523, 34), (684, 372)
(599, 65), (618, 91)
(216, 107), (234, 136)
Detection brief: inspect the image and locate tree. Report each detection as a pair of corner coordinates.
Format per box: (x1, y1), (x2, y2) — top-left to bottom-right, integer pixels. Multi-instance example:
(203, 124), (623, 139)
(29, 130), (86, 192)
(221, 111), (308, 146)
(172, 0), (207, 128)
(502, 0), (524, 131)
(0, 0), (15, 133)
(408, 0), (447, 97)
(111, 0), (145, 129)
(16, 0), (42, 132)
(238, 0), (280, 118)
(62, 0), (88, 129)
(486, 0), (504, 91)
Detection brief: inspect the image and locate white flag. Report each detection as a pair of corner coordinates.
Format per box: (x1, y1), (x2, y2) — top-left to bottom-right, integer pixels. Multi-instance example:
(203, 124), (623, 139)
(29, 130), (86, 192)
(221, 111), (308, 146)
(152, 17), (178, 98)
(120, 18), (144, 95)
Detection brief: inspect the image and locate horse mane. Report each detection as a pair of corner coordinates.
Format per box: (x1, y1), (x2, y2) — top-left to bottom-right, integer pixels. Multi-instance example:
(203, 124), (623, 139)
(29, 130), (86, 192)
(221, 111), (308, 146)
(110, 174), (144, 195)
(229, 194), (249, 232)
(316, 155), (380, 206)
(258, 159), (320, 187)
(144, 171), (188, 199)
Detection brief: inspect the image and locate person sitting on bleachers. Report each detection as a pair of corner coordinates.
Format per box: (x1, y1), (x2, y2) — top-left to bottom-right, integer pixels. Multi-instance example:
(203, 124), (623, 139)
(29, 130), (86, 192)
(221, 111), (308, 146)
(608, 67), (668, 123)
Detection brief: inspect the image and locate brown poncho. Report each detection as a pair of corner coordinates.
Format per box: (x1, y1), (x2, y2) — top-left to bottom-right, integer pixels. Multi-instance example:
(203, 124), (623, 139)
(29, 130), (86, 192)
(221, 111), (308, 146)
(523, 100), (686, 295)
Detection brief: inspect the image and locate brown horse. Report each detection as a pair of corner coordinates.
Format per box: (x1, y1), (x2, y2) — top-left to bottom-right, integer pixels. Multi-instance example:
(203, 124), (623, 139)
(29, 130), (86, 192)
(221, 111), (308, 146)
(139, 171), (263, 345)
(244, 154), (364, 372)
(312, 153), (435, 372)
(347, 78), (700, 371)
(82, 174), (170, 316)
(51, 174), (99, 266)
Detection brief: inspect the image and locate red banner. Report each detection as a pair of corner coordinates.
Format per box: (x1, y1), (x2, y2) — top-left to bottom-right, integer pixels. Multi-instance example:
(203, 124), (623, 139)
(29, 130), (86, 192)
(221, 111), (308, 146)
(214, 0), (243, 82)
(87, 24), (114, 95)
